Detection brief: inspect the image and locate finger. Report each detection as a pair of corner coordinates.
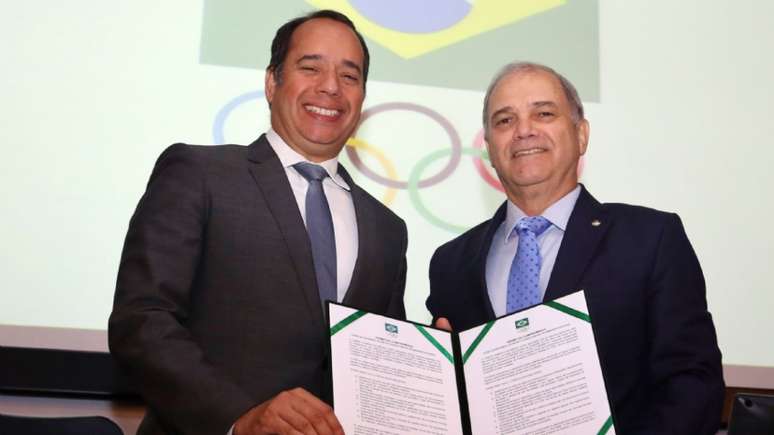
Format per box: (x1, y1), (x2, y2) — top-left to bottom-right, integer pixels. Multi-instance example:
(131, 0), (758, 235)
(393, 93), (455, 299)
(277, 411), (318, 435)
(288, 388), (341, 435)
(434, 317), (453, 331)
(266, 411), (307, 435)
(269, 398), (320, 435)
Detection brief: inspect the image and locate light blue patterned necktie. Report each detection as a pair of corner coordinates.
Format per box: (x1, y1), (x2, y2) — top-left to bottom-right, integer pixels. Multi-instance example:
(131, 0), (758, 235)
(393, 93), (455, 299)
(506, 216), (552, 314)
(294, 162), (337, 305)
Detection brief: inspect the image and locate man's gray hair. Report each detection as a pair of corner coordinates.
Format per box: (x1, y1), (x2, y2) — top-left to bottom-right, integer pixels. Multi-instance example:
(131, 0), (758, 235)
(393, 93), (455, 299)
(482, 62), (585, 133)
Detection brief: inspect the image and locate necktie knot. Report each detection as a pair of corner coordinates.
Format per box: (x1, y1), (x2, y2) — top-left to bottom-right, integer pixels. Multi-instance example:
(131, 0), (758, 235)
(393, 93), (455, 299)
(516, 216), (552, 237)
(294, 162), (328, 182)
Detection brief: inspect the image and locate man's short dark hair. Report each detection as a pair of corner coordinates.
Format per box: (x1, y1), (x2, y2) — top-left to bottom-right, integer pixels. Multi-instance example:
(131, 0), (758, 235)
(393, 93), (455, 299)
(267, 9), (370, 89)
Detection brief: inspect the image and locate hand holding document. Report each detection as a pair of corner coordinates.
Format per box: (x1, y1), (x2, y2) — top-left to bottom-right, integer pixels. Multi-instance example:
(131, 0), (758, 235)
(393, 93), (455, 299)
(328, 291), (615, 435)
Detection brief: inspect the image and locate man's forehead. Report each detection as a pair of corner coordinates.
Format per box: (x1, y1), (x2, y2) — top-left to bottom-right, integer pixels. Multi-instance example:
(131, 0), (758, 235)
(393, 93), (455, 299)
(289, 19), (363, 57)
(490, 70), (566, 107)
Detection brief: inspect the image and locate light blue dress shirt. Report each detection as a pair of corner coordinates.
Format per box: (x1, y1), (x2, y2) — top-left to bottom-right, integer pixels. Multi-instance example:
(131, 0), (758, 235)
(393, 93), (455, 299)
(485, 185), (581, 317)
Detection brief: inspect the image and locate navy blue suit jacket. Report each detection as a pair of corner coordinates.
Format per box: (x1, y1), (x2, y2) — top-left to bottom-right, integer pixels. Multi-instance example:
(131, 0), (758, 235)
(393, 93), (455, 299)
(427, 186), (723, 434)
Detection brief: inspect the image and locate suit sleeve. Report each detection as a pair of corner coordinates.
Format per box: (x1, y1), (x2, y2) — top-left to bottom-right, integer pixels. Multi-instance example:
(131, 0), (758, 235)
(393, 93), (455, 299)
(386, 220), (408, 320)
(639, 213), (724, 435)
(426, 247), (444, 323)
(426, 242), (479, 329)
(108, 144), (254, 435)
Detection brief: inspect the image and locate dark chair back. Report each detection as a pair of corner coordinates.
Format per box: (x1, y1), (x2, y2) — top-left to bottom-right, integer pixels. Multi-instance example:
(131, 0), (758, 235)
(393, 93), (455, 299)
(728, 393), (774, 435)
(0, 413), (123, 435)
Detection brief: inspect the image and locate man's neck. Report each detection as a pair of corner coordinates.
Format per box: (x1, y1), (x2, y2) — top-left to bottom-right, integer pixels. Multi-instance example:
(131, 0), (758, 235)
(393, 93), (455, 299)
(507, 182), (579, 216)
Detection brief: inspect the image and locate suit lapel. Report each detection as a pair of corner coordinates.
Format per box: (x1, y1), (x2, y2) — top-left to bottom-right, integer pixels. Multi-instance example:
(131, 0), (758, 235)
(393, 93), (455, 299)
(337, 165), (372, 305)
(544, 186), (610, 301)
(476, 203), (508, 320)
(246, 136), (324, 328)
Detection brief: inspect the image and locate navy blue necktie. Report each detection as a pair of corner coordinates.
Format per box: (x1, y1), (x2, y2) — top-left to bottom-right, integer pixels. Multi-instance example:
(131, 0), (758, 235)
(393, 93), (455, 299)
(294, 162), (337, 305)
(506, 216), (552, 313)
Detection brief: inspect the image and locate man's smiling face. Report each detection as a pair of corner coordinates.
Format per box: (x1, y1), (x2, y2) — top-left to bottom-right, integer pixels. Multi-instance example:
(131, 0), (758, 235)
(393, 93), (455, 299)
(266, 18), (365, 162)
(485, 68), (589, 201)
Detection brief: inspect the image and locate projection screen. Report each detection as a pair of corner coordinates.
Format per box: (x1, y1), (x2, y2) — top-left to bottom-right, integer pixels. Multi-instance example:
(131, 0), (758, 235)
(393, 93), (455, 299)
(1, 0), (772, 390)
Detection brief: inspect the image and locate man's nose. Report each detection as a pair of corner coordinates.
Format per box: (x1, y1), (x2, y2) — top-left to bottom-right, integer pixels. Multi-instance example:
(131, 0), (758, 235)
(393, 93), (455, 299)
(514, 117), (536, 140)
(317, 70), (340, 96)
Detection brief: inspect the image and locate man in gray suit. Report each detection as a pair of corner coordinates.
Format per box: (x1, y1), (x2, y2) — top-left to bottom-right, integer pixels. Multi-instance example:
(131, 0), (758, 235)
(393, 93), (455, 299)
(109, 10), (407, 435)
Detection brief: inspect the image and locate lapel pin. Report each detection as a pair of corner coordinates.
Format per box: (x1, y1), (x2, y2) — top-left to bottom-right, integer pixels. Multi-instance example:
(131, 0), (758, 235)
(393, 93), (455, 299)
(591, 219), (601, 227)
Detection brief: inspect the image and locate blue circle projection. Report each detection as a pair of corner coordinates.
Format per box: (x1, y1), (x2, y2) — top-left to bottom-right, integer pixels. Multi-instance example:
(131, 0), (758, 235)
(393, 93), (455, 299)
(212, 90), (264, 144)
(350, 0), (472, 34)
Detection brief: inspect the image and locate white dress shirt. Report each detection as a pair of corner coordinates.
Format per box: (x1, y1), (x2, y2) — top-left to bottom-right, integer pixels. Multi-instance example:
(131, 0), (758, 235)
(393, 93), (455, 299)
(485, 185), (581, 317)
(265, 129), (358, 301)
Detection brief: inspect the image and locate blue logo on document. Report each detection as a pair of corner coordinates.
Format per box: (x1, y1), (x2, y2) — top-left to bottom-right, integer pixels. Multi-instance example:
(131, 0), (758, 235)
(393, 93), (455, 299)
(385, 323), (399, 335)
(515, 318), (530, 331)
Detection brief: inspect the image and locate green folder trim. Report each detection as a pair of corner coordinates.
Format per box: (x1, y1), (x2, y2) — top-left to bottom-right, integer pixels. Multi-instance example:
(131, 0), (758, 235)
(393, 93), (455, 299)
(597, 415), (614, 434)
(413, 324), (454, 364)
(329, 310), (367, 336)
(546, 301), (610, 433)
(462, 321), (495, 365)
(545, 301), (591, 323)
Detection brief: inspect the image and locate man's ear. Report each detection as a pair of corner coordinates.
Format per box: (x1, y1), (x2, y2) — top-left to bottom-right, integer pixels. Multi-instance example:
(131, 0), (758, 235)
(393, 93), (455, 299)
(265, 68), (277, 105)
(577, 119), (590, 156)
(483, 134), (495, 169)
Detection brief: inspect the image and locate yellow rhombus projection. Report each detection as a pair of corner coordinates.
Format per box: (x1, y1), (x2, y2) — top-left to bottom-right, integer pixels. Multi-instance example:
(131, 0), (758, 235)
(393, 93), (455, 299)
(306, 0), (566, 59)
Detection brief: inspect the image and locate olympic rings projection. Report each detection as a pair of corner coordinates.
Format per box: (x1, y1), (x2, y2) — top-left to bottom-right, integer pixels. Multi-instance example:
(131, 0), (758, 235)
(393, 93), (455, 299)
(345, 137), (399, 206)
(212, 90), (265, 145)
(346, 102), (462, 189)
(408, 147), (490, 233)
(472, 129), (505, 193)
(213, 91), (504, 233)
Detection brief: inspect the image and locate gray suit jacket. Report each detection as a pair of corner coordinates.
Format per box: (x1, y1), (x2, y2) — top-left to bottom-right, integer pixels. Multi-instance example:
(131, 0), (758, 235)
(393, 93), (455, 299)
(109, 135), (407, 435)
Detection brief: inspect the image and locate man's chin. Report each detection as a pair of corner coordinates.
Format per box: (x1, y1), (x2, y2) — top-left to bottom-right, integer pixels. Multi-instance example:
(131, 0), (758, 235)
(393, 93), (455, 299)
(297, 139), (347, 161)
(504, 171), (550, 188)
(304, 137), (348, 148)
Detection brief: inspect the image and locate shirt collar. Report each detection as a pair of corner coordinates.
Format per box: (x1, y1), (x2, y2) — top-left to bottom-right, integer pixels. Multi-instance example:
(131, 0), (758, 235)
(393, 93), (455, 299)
(265, 128), (350, 191)
(501, 185), (581, 243)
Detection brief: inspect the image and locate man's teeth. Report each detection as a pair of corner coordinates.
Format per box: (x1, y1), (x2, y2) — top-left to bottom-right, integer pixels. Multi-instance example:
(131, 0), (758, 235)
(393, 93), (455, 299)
(514, 148), (545, 156)
(305, 105), (340, 117)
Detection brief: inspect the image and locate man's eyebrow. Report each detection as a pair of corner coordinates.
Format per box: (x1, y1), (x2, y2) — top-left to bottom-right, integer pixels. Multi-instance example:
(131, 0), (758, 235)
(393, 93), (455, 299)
(341, 59), (362, 75)
(295, 54), (362, 75)
(532, 101), (558, 109)
(296, 54), (322, 63)
(490, 106), (513, 120)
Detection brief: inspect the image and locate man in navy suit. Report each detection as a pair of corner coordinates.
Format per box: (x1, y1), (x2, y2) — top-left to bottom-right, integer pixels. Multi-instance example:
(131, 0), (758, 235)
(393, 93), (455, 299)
(110, 10), (406, 435)
(427, 62), (724, 434)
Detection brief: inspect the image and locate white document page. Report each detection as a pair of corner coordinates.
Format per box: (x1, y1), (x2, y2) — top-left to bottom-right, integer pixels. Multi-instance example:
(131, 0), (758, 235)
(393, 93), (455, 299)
(329, 303), (464, 435)
(458, 291), (615, 435)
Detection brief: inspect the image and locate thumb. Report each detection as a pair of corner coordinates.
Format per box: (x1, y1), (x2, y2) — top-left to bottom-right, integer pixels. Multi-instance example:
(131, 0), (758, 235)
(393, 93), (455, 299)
(434, 317), (453, 332)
